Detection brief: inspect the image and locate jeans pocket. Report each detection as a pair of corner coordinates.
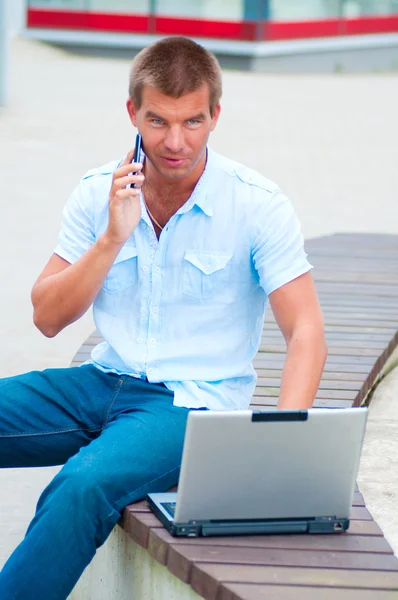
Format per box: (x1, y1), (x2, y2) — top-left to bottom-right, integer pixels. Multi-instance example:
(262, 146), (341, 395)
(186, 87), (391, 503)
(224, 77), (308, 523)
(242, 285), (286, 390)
(103, 246), (138, 294)
(182, 251), (232, 300)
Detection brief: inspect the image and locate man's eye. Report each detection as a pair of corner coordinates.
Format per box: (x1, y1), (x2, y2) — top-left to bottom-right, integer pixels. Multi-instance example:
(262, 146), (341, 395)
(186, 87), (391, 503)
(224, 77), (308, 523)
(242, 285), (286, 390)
(151, 119), (163, 125)
(187, 119), (200, 126)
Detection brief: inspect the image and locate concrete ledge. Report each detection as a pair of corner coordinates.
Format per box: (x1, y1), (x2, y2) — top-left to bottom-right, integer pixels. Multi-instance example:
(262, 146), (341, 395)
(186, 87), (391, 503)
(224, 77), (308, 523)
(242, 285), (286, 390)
(68, 524), (201, 600)
(357, 348), (398, 555)
(22, 29), (398, 72)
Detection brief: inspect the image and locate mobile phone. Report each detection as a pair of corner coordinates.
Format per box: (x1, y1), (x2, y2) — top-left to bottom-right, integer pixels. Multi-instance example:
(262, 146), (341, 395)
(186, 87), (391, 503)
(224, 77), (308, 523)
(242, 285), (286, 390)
(133, 133), (142, 165)
(130, 133), (142, 188)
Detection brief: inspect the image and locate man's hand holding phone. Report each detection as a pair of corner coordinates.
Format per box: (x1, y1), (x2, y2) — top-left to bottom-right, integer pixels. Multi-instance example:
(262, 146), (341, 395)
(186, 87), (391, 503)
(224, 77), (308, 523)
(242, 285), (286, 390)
(106, 148), (144, 247)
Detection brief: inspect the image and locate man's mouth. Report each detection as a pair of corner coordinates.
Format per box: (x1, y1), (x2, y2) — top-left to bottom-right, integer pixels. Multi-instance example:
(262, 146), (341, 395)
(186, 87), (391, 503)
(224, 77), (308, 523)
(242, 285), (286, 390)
(162, 157), (186, 168)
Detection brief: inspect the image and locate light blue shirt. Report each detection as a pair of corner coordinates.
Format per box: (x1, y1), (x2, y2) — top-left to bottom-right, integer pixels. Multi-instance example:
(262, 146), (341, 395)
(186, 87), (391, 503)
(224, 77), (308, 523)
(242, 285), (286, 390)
(54, 148), (312, 410)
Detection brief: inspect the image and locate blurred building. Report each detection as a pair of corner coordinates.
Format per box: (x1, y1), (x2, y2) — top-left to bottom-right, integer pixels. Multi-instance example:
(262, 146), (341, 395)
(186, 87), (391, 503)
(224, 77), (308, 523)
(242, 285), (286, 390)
(23, 1), (398, 71)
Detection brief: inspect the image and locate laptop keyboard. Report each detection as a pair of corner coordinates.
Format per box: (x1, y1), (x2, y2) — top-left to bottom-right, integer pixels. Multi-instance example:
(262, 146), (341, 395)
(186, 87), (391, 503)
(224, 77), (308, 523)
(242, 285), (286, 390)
(161, 502), (176, 517)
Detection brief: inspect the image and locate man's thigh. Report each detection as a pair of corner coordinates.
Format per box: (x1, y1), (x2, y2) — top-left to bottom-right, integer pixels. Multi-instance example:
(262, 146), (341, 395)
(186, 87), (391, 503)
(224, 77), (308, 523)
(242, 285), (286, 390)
(0, 365), (122, 468)
(57, 393), (192, 514)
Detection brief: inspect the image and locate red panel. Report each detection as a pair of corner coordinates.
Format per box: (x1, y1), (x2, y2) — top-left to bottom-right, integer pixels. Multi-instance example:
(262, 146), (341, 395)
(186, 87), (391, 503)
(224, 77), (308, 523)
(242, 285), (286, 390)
(154, 16), (256, 41)
(27, 8), (398, 41)
(265, 15), (398, 41)
(266, 18), (342, 40)
(345, 15), (398, 35)
(27, 9), (149, 33)
(27, 8), (255, 40)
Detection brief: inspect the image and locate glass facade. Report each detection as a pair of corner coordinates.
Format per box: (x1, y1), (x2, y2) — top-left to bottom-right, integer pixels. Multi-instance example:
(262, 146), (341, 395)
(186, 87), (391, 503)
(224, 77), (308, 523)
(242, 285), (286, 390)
(271, 0), (398, 20)
(29, 0), (86, 9)
(155, 0), (243, 21)
(28, 0), (398, 19)
(27, 0), (398, 40)
(29, 1), (150, 13)
(91, 1), (150, 14)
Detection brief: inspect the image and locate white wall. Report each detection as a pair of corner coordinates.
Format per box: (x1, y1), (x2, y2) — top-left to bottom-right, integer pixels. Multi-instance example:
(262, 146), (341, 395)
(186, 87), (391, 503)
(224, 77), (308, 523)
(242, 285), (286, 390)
(69, 525), (202, 600)
(7, 0), (26, 34)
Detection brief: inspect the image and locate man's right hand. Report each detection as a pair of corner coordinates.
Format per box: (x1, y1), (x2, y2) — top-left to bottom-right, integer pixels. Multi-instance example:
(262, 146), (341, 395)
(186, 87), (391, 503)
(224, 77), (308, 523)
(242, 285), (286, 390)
(32, 150), (145, 337)
(105, 149), (145, 246)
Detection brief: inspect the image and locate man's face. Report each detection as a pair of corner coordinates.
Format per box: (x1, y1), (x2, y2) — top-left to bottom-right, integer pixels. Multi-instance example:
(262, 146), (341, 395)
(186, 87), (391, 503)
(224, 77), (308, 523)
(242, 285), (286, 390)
(127, 84), (220, 181)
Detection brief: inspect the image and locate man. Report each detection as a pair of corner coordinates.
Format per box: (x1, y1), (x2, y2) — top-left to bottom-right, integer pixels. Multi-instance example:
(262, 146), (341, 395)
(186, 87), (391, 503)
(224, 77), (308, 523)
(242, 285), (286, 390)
(0, 37), (327, 599)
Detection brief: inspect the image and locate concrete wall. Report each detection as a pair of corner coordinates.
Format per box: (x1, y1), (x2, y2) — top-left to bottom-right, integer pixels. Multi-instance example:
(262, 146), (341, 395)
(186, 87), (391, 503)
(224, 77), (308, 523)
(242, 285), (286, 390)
(29, 29), (398, 74)
(237, 39), (398, 72)
(68, 525), (202, 600)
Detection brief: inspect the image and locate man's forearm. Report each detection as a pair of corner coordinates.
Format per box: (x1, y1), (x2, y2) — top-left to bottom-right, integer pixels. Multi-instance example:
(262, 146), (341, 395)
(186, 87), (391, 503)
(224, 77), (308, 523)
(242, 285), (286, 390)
(31, 234), (123, 337)
(277, 330), (328, 410)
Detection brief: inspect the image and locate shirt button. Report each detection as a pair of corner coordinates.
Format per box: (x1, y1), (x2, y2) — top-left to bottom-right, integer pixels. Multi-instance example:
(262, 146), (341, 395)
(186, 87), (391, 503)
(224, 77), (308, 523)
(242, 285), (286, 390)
(142, 222), (146, 229)
(140, 307), (145, 314)
(148, 368), (153, 374)
(137, 338), (143, 344)
(142, 266), (148, 272)
(150, 338), (156, 344)
(152, 307), (158, 314)
(154, 267), (160, 274)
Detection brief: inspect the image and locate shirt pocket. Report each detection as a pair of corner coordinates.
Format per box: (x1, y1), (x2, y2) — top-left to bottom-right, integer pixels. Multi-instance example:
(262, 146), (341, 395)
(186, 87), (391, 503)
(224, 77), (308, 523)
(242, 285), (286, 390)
(102, 246), (138, 294)
(183, 251), (232, 300)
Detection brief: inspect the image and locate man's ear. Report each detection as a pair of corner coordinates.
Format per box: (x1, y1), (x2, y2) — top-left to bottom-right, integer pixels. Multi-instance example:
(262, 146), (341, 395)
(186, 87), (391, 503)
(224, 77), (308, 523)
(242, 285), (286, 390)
(210, 104), (221, 131)
(126, 98), (137, 127)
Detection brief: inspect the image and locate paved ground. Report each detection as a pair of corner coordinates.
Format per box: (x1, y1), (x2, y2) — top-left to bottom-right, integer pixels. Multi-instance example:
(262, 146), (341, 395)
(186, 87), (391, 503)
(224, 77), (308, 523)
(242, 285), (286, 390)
(0, 37), (397, 568)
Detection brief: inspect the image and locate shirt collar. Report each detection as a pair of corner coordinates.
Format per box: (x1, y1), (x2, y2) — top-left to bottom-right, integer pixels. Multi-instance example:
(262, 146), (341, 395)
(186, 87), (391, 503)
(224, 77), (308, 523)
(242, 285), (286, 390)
(123, 146), (215, 218)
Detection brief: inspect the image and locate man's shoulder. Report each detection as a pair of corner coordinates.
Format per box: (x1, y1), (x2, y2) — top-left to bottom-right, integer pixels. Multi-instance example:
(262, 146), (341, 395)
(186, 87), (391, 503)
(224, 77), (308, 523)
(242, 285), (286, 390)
(210, 149), (280, 196)
(65, 158), (122, 214)
(81, 158), (122, 183)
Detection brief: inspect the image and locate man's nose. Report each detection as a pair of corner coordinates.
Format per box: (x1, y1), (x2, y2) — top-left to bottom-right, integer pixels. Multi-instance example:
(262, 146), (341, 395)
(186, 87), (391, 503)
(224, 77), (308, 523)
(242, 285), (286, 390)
(164, 126), (184, 154)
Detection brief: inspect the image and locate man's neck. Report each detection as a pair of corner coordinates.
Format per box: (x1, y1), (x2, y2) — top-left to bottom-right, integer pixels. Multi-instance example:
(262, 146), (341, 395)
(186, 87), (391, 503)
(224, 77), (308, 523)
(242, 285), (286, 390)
(143, 151), (207, 206)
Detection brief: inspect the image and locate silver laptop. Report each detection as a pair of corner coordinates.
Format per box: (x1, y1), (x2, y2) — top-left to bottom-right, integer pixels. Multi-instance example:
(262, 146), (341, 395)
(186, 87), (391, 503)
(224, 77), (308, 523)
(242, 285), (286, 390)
(147, 407), (368, 537)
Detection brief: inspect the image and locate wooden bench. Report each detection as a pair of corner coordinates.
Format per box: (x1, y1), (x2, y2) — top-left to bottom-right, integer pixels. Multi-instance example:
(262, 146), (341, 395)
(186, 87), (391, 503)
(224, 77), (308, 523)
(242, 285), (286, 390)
(71, 233), (398, 599)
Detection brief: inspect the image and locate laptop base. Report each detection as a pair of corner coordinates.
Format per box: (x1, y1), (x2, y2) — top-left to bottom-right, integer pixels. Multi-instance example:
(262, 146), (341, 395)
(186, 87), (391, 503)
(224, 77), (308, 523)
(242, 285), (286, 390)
(146, 493), (349, 538)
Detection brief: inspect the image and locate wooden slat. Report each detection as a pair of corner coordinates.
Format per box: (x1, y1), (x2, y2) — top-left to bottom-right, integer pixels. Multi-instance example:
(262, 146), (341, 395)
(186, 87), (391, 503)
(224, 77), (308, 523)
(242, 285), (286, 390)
(258, 345), (383, 356)
(149, 527), (392, 555)
(191, 564), (398, 600)
(317, 297), (398, 307)
(125, 504), (378, 555)
(311, 272), (398, 284)
(261, 331), (395, 342)
(250, 398), (355, 409)
(255, 387), (358, 400)
(166, 544), (398, 585)
(256, 370), (367, 383)
(257, 378), (363, 390)
(254, 355), (377, 367)
(218, 583), (398, 600)
(318, 299), (398, 310)
(138, 516), (385, 569)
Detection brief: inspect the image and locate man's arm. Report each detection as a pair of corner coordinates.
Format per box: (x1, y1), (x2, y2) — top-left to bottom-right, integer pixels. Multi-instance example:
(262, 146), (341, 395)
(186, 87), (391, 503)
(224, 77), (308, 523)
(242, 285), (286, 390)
(268, 271), (327, 409)
(31, 150), (144, 338)
(32, 239), (124, 338)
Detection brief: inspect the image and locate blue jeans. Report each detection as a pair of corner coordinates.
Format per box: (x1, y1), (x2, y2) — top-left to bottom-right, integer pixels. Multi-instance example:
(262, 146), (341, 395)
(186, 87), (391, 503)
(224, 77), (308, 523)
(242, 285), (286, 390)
(0, 365), (196, 599)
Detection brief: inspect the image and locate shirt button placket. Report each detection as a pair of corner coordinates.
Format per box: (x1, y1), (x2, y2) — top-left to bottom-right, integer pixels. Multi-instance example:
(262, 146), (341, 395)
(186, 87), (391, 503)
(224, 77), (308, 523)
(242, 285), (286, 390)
(146, 262), (162, 381)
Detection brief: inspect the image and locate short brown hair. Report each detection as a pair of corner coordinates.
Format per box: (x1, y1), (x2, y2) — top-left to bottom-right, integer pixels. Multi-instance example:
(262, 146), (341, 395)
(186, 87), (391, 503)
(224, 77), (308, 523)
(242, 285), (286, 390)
(129, 37), (222, 116)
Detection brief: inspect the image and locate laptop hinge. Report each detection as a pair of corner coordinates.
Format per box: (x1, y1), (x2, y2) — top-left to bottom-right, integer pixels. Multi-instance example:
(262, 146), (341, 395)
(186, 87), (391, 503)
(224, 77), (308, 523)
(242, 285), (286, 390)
(252, 410), (308, 422)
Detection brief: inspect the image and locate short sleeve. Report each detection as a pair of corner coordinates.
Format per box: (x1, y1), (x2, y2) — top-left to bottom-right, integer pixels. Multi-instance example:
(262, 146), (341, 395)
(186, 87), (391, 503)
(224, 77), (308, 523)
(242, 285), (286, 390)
(252, 190), (312, 296)
(54, 180), (96, 264)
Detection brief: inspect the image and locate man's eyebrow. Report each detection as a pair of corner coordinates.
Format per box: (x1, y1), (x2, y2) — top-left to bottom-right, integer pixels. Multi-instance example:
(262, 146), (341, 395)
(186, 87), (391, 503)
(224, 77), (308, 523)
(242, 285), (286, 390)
(186, 113), (206, 120)
(144, 110), (206, 121)
(145, 110), (165, 120)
